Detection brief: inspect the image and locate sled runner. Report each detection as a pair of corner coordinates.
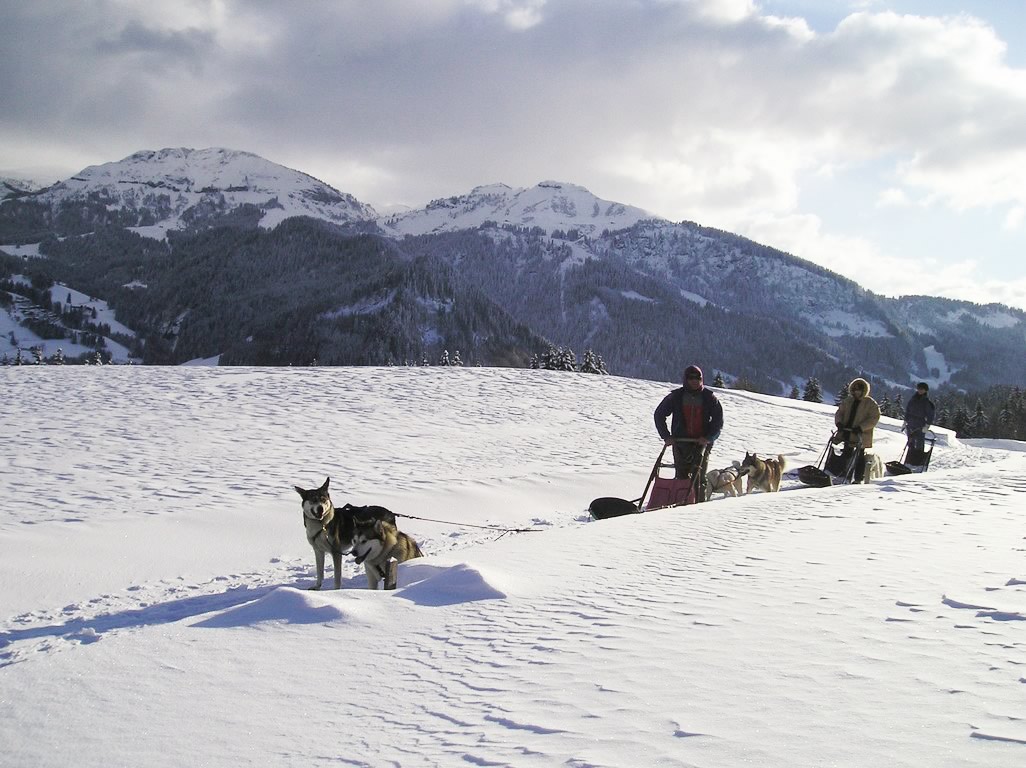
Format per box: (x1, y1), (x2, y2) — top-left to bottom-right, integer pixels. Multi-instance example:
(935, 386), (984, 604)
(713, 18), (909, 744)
(590, 439), (710, 520)
(797, 430), (864, 487)
(886, 429), (936, 476)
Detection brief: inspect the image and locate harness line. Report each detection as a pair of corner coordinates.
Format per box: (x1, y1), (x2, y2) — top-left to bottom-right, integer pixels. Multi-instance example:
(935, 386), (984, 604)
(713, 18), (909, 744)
(393, 512), (544, 535)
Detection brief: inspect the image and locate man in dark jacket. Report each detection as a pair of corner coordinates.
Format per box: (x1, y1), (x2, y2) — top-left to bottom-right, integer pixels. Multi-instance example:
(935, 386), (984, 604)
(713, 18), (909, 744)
(904, 382), (936, 453)
(654, 365), (724, 494)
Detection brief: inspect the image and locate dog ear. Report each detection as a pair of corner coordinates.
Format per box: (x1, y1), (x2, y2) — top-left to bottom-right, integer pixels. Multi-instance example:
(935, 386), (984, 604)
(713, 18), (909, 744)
(319, 477), (330, 492)
(294, 485), (305, 497)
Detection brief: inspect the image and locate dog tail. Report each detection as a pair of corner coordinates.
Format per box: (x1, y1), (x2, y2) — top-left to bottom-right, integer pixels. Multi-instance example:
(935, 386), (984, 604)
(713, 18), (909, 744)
(777, 455), (787, 471)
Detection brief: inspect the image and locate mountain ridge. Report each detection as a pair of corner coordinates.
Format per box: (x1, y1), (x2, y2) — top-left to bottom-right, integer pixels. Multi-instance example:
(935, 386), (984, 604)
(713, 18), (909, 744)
(2, 147), (1024, 393)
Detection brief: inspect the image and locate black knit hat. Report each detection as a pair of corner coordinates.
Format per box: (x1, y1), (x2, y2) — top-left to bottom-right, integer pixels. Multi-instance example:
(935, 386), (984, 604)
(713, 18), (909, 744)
(916, 381), (929, 392)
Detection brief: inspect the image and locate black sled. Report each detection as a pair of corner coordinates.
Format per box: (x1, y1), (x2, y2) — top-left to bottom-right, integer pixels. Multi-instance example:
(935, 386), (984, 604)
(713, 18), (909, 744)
(590, 439), (711, 520)
(797, 431), (865, 487)
(886, 430), (936, 476)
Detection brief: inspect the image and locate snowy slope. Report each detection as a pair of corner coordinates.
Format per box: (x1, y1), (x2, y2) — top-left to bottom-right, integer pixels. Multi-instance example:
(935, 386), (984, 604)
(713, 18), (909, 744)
(1, 176), (44, 200)
(35, 147), (377, 236)
(1, 276), (137, 362)
(379, 180), (658, 237)
(1, 366), (1024, 767)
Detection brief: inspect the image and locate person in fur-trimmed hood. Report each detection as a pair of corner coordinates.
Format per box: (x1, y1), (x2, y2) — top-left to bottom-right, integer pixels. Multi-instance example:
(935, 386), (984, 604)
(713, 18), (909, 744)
(834, 377), (881, 448)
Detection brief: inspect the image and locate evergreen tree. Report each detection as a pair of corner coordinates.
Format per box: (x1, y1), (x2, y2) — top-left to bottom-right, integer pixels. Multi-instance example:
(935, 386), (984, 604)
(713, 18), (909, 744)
(969, 399), (989, 436)
(730, 377), (759, 392)
(789, 384), (800, 399)
(802, 377), (823, 403)
(997, 403), (1016, 439)
(439, 349), (451, 366)
(951, 406), (969, 437)
(713, 371), (725, 388)
(554, 346), (577, 371)
(452, 350), (463, 366)
(878, 394), (891, 417)
(539, 345), (558, 370)
(834, 383), (849, 406)
(580, 349), (608, 374)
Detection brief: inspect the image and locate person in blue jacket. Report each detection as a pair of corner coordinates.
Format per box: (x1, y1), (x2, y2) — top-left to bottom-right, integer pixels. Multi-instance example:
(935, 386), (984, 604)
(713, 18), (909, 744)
(903, 381), (936, 453)
(654, 365), (724, 494)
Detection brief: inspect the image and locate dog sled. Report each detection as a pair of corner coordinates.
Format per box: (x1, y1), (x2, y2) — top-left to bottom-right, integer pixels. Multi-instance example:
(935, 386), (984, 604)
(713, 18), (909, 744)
(886, 429), (936, 476)
(589, 439), (711, 520)
(796, 430), (865, 488)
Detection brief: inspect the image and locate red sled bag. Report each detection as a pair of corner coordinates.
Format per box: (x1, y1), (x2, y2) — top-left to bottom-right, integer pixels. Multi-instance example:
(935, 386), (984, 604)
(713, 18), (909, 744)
(646, 475), (699, 509)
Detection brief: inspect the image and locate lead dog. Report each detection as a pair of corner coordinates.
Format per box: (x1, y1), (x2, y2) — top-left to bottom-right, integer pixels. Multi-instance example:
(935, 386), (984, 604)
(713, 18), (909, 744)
(293, 477), (396, 590)
(741, 452), (787, 494)
(351, 518), (424, 590)
(705, 461), (751, 500)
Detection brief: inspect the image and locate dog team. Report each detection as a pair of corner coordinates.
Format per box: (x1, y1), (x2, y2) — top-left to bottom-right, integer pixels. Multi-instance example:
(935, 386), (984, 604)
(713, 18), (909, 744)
(656, 367), (888, 501)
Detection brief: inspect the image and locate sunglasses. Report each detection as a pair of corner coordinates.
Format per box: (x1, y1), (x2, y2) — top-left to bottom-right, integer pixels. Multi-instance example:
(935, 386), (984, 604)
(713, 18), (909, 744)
(685, 374), (702, 381)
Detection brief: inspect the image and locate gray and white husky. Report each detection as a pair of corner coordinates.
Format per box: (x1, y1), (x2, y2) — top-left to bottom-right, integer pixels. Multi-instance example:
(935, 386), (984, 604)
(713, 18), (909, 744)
(351, 518), (424, 590)
(293, 477), (396, 590)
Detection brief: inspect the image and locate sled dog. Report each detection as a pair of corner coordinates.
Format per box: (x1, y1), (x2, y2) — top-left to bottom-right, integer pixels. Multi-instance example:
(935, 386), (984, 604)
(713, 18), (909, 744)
(705, 461), (751, 500)
(863, 452), (885, 483)
(351, 518), (424, 590)
(741, 452), (787, 494)
(293, 477), (396, 590)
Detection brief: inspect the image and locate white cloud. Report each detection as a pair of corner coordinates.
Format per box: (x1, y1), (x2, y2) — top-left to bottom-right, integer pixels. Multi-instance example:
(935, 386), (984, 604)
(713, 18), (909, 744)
(877, 187), (911, 207)
(469, 0), (549, 29)
(678, 0), (758, 24)
(1004, 206), (1025, 231)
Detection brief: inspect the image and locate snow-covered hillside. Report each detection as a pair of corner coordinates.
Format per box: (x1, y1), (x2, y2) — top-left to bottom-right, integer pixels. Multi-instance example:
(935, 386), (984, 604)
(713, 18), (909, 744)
(379, 180), (659, 237)
(1, 276), (138, 363)
(35, 147), (377, 236)
(1, 176), (44, 200)
(2, 366), (1024, 767)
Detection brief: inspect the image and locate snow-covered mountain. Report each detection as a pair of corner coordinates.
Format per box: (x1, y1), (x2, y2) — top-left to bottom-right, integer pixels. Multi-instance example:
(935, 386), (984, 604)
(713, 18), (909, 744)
(33, 148), (377, 235)
(379, 181), (657, 237)
(3, 147), (1025, 392)
(1, 176), (44, 201)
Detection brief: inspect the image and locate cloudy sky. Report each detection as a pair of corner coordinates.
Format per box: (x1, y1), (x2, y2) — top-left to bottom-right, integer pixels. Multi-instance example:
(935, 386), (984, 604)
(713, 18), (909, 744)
(3, 0), (1025, 310)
